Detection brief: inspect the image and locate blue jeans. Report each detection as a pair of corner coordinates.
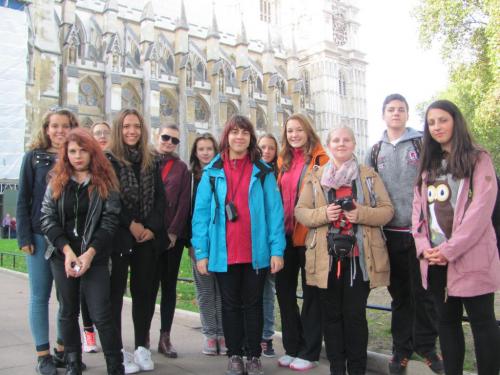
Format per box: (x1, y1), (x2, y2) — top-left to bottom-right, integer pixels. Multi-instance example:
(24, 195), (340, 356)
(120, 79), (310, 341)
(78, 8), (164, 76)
(262, 272), (276, 340)
(26, 234), (61, 351)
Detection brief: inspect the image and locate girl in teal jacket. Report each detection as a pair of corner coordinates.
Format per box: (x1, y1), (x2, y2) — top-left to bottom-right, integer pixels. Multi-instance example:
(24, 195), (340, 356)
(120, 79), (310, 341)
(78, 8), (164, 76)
(191, 115), (285, 375)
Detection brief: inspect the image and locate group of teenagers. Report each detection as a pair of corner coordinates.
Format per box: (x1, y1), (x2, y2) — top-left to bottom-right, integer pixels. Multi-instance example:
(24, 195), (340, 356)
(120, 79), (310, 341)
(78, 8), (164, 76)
(16, 93), (499, 375)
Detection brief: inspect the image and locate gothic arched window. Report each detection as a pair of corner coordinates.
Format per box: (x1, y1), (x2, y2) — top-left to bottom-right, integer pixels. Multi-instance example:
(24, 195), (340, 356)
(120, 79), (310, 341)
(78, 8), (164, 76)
(122, 85), (141, 110)
(79, 79), (99, 107)
(160, 92), (177, 121)
(256, 77), (263, 93)
(194, 96), (209, 122)
(227, 102), (238, 120)
(339, 71), (347, 96)
(195, 61), (207, 82)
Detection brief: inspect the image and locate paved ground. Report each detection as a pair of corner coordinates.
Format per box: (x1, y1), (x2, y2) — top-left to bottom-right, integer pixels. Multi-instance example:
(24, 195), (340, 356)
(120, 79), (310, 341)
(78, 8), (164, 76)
(0, 268), (440, 375)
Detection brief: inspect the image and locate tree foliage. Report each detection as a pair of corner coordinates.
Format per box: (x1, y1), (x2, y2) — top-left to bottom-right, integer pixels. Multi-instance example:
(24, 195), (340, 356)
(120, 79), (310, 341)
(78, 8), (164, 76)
(414, 0), (499, 170)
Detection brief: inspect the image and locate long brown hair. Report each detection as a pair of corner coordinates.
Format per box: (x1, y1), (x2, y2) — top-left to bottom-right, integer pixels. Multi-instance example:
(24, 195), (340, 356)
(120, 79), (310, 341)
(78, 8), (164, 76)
(109, 108), (155, 171)
(30, 108), (80, 150)
(417, 100), (480, 187)
(279, 113), (321, 171)
(190, 132), (219, 179)
(219, 115), (261, 163)
(49, 128), (119, 200)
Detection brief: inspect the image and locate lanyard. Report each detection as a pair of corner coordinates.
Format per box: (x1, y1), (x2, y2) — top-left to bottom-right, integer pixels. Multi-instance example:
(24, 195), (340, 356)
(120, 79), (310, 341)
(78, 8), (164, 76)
(227, 157), (248, 203)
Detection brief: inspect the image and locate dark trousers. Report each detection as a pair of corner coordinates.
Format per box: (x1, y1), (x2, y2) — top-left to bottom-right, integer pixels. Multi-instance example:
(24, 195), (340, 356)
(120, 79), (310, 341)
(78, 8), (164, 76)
(275, 239), (323, 360)
(319, 257), (370, 374)
(50, 257), (122, 356)
(81, 293), (93, 328)
(385, 231), (438, 357)
(428, 266), (500, 375)
(215, 263), (267, 358)
(110, 241), (158, 348)
(151, 240), (185, 333)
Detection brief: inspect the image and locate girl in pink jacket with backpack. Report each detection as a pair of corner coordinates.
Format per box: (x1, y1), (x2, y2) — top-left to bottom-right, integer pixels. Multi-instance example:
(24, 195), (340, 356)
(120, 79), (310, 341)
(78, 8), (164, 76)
(412, 99), (500, 375)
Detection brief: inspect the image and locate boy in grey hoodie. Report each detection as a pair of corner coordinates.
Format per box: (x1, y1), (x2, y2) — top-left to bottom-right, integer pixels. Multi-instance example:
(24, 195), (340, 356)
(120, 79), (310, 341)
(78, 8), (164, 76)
(367, 94), (443, 375)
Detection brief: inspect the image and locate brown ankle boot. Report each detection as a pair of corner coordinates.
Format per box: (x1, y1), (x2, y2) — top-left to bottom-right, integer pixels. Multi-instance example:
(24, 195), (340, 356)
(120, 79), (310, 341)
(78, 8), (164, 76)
(158, 331), (178, 358)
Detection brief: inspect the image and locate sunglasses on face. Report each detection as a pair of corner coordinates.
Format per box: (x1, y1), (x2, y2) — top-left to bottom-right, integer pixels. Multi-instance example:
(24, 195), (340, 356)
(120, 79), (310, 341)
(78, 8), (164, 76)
(161, 134), (180, 145)
(94, 130), (111, 138)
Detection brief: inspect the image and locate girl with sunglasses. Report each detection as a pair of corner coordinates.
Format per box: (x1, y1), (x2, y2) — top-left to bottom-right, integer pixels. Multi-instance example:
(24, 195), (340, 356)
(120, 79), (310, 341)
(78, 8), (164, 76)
(151, 124), (191, 358)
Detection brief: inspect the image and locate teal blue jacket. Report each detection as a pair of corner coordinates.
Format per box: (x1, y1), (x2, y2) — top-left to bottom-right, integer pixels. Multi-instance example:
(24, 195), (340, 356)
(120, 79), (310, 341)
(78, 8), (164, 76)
(191, 154), (286, 272)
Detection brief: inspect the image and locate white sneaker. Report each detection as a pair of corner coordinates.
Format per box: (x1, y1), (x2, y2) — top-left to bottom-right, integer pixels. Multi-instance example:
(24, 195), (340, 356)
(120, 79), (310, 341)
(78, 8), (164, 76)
(122, 350), (140, 374)
(278, 354), (296, 367)
(134, 346), (154, 371)
(289, 357), (318, 371)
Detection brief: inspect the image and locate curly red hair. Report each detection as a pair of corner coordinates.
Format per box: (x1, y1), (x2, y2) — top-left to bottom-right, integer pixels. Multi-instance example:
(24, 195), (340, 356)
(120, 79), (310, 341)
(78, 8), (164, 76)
(50, 128), (119, 200)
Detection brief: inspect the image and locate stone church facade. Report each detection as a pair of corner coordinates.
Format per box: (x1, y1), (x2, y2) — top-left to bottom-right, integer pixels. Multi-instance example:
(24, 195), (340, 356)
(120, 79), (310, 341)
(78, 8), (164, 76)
(25, 0), (367, 159)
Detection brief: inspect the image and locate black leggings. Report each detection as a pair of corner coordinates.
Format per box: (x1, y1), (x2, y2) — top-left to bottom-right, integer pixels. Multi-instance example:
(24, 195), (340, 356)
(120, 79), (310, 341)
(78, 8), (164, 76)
(428, 266), (500, 375)
(110, 242), (158, 349)
(151, 240), (185, 333)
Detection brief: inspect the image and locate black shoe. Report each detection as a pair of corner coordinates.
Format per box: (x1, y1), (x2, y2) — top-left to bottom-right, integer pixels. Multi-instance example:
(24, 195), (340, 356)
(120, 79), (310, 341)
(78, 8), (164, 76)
(105, 352), (125, 375)
(388, 353), (409, 374)
(65, 352), (82, 375)
(36, 354), (57, 375)
(260, 339), (275, 358)
(54, 349), (87, 371)
(421, 352), (444, 374)
(246, 357), (264, 375)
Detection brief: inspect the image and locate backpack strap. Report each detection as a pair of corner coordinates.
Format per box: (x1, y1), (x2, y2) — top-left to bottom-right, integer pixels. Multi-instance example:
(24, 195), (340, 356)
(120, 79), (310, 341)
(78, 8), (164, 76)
(255, 159), (273, 187)
(209, 175), (219, 224)
(370, 141), (383, 172)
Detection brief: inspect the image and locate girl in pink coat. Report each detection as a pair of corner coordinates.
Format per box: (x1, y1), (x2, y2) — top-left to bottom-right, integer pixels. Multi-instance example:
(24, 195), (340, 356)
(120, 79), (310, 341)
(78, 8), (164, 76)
(412, 100), (500, 375)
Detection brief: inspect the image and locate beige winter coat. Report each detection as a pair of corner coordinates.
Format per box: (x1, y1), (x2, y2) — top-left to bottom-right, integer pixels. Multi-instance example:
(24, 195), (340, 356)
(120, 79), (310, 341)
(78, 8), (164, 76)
(295, 163), (394, 289)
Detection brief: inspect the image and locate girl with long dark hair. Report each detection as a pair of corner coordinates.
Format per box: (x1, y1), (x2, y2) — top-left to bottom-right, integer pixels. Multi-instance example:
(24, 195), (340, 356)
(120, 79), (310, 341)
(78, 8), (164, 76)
(188, 133), (226, 355)
(412, 100), (500, 375)
(40, 128), (123, 375)
(107, 109), (165, 373)
(17, 107), (79, 374)
(276, 113), (329, 370)
(192, 116), (285, 375)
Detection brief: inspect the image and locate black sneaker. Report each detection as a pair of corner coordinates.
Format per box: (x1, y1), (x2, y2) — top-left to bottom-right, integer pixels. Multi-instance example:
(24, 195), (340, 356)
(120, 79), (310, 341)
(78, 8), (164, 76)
(260, 339), (276, 358)
(36, 354), (57, 375)
(422, 352), (444, 374)
(226, 355), (245, 375)
(246, 357), (264, 375)
(53, 349), (87, 371)
(388, 353), (409, 374)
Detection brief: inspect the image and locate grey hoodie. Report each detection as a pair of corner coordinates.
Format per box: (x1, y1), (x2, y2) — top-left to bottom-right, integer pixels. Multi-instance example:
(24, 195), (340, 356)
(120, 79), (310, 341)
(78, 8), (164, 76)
(366, 127), (422, 228)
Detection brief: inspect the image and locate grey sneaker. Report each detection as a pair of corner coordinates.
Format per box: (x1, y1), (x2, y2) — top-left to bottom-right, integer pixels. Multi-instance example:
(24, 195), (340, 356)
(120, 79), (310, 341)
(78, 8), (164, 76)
(246, 357), (264, 375)
(202, 336), (218, 356)
(226, 355), (244, 375)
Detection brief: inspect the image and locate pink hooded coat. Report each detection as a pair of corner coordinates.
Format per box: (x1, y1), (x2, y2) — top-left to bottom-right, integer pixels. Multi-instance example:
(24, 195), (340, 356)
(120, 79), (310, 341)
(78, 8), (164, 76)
(412, 151), (500, 297)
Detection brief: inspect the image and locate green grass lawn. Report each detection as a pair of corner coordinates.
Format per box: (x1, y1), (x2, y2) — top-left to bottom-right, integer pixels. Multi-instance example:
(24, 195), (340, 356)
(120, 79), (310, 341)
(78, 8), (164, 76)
(0, 239), (483, 372)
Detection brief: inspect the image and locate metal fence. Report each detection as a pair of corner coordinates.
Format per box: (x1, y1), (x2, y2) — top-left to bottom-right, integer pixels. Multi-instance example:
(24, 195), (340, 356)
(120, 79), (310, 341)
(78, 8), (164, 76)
(1, 251), (498, 325)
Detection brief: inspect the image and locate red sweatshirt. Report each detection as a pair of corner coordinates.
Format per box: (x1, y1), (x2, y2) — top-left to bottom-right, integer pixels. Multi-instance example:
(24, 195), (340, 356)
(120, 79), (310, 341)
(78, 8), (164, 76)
(224, 155), (253, 265)
(280, 148), (305, 235)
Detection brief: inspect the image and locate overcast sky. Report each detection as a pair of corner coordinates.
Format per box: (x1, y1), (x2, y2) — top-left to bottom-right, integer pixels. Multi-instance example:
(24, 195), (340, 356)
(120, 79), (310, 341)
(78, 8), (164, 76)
(357, 0), (449, 143)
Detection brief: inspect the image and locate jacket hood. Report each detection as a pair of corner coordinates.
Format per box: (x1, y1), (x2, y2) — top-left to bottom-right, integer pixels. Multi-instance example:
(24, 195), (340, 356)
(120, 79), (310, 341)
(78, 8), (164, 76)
(381, 127), (422, 143)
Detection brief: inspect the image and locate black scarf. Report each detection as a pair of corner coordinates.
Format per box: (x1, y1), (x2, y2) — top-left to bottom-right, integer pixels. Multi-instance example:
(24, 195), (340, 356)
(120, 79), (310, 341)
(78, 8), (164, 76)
(119, 147), (155, 221)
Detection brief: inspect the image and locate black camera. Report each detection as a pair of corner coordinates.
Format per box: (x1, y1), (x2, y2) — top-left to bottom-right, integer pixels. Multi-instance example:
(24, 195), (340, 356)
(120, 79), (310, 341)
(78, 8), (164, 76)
(334, 196), (355, 211)
(225, 202), (238, 222)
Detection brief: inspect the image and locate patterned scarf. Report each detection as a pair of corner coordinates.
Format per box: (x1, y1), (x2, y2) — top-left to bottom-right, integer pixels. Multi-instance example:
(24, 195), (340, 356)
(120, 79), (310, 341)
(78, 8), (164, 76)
(119, 147), (155, 221)
(320, 158), (359, 189)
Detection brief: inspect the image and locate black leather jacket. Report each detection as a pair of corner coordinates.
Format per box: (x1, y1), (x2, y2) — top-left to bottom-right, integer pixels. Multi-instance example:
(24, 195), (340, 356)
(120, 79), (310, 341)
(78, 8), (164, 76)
(40, 184), (121, 261)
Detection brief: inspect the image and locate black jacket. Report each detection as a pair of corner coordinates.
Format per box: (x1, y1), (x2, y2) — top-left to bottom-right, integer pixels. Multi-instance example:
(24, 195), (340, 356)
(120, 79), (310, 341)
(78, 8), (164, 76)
(16, 149), (57, 248)
(107, 153), (166, 255)
(40, 183), (121, 262)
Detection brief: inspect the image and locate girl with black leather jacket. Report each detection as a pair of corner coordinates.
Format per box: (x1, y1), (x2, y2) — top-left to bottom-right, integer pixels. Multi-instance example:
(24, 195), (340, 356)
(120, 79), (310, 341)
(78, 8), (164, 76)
(40, 128), (123, 375)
